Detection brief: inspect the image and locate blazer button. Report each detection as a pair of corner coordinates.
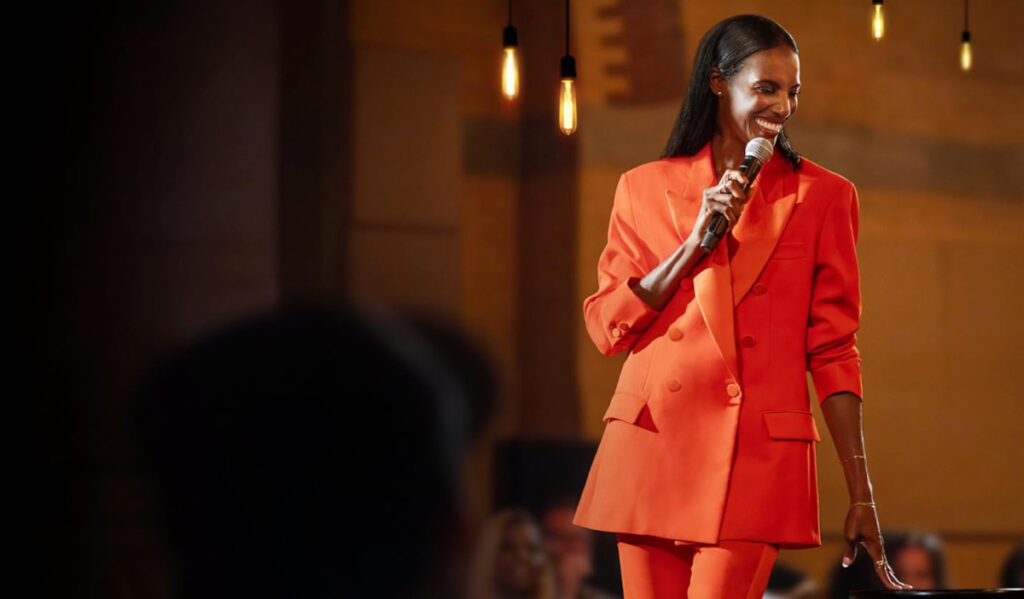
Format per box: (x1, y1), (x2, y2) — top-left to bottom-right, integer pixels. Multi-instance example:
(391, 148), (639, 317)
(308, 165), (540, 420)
(668, 327), (683, 341)
(741, 335), (757, 348)
(752, 283), (767, 295)
(680, 278), (694, 292)
(726, 382), (741, 398)
(611, 328), (623, 338)
(667, 378), (681, 392)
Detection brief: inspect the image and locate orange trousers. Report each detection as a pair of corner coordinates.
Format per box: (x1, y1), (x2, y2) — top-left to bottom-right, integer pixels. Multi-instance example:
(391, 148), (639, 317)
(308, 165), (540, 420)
(616, 533), (778, 599)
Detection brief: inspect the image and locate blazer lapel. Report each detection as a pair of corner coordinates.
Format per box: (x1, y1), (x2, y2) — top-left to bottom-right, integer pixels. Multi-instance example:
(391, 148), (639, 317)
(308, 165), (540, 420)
(694, 242), (738, 381)
(664, 143), (739, 381)
(730, 154), (799, 306)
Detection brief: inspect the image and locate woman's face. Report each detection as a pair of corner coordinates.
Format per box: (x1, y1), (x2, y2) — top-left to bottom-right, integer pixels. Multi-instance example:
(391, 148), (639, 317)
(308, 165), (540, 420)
(893, 546), (938, 589)
(714, 45), (801, 144)
(495, 519), (548, 594)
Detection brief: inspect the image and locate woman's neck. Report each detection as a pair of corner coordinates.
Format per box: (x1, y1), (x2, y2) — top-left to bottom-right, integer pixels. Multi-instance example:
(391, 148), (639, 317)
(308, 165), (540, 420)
(710, 131), (746, 179)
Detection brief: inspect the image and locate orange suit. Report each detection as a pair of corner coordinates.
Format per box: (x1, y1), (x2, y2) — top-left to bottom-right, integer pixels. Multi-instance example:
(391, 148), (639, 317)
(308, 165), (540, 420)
(573, 141), (862, 549)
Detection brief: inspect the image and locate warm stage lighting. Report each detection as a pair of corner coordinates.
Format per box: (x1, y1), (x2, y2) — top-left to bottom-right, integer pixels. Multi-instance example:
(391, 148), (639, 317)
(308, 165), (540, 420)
(872, 0), (885, 40)
(558, 77), (577, 135)
(502, 45), (519, 99)
(960, 31), (972, 71)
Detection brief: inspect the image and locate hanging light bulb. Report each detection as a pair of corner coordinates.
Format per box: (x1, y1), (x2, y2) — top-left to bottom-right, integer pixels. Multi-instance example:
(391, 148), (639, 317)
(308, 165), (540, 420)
(960, 31), (972, 71)
(501, 2), (519, 99)
(558, 0), (577, 135)
(960, 1), (972, 71)
(872, 0), (885, 40)
(559, 56), (577, 135)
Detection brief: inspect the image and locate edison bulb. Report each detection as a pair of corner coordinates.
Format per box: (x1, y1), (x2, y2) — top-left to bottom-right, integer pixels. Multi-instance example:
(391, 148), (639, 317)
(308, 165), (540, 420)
(502, 47), (519, 99)
(960, 38), (972, 71)
(558, 78), (577, 135)
(872, 2), (885, 40)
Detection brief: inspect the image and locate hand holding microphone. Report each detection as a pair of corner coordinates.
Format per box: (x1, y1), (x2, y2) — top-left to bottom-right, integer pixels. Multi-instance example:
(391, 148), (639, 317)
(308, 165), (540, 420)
(697, 137), (776, 252)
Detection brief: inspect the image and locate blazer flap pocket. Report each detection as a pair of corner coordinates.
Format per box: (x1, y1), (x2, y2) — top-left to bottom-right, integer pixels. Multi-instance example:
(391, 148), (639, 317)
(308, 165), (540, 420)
(763, 411), (821, 442)
(603, 391), (647, 424)
(771, 241), (807, 260)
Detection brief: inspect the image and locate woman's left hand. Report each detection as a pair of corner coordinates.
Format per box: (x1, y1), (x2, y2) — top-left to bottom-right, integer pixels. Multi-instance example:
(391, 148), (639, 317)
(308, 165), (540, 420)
(842, 503), (913, 590)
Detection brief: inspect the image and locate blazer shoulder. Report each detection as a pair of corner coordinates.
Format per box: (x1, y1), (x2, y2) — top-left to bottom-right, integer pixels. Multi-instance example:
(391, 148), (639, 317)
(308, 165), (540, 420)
(622, 156), (691, 181)
(796, 157), (856, 195)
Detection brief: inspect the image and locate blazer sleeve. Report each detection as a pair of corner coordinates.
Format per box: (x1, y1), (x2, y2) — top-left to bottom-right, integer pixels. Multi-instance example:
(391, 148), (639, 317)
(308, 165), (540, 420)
(583, 172), (662, 356)
(806, 180), (864, 403)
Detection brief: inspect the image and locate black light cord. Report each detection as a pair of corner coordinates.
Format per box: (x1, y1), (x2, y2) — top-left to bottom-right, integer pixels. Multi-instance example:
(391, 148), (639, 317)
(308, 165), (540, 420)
(565, 0), (570, 55)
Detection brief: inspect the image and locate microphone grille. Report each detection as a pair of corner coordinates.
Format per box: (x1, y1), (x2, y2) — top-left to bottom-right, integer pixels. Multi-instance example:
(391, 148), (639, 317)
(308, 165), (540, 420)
(745, 137), (775, 163)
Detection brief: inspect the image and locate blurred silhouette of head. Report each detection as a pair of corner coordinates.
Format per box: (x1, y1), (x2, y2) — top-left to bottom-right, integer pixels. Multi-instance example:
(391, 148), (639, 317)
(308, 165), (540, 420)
(136, 305), (496, 597)
(764, 562), (817, 599)
(466, 509), (554, 599)
(1002, 540), (1024, 589)
(538, 496), (595, 592)
(827, 530), (947, 598)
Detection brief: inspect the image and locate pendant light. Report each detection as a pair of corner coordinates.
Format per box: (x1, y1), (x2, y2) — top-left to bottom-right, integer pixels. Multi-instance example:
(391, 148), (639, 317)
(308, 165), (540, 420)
(871, 0), (885, 41)
(960, 0), (972, 71)
(501, 0), (519, 99)
(558, 0), (577, 135)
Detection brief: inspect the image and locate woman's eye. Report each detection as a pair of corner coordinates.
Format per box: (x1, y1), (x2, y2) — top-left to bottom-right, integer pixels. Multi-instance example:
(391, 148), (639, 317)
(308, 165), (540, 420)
(755, 87), (773, 94)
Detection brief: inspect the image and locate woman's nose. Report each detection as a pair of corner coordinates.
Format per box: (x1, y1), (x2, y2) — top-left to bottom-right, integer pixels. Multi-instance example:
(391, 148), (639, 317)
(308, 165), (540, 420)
(774, 97), (794, 119)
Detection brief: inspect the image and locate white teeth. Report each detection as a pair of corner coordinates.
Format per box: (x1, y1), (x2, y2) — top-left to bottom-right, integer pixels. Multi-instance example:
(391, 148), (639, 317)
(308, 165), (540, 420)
(756, 118), (782, 132)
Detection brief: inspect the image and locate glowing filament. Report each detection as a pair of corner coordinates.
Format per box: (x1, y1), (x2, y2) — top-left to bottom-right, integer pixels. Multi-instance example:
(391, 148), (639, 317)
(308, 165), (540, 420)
(502, 47), (519, 99)
(558, 78), (577, 135)
(960, 39), (972, 71)
(872, 3), (885, 40)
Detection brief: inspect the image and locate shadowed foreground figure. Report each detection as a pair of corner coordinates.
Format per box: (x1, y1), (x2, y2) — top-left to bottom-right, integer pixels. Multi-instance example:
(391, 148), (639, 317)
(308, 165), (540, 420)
(136, 306), (495, 598)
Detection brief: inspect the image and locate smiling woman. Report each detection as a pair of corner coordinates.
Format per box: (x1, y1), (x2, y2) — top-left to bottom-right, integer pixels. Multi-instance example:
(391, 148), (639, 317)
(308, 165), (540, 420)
(573, 14), (913, 599)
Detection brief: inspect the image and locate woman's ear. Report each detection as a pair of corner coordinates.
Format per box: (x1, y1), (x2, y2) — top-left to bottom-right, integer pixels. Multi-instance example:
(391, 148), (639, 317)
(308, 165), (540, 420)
(709, 67), (725, 97)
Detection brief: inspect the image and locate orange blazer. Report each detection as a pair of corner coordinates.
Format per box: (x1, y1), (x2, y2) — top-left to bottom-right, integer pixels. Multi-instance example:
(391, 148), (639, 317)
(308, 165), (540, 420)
(573, 142), (863, 549)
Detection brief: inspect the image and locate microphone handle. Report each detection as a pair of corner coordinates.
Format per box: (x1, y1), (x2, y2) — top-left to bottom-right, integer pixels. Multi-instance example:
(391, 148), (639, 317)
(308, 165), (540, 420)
(699, 156), (765, 252)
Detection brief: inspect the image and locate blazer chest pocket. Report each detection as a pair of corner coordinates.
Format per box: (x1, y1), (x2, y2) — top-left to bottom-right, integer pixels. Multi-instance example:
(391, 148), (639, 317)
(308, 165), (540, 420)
(770, 242), (807, 260)
(763, 410), (821, 442)
(603, 391), (648, 424)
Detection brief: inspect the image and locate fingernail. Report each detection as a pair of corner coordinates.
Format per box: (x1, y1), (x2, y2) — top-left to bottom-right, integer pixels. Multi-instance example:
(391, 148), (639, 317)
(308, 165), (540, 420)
(842, 557), (851, 568)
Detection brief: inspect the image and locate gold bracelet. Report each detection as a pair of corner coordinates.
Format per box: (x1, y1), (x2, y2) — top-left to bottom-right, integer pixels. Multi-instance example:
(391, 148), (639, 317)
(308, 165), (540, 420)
(840, 454), (866, 464)
(851, 501), (876, 508)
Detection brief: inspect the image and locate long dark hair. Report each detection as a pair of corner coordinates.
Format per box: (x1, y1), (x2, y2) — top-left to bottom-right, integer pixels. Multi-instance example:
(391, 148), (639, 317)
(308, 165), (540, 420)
(661, 14), (802, 170)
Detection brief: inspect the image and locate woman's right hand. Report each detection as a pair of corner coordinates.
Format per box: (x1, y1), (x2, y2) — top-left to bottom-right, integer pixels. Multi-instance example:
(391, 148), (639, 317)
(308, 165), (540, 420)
(689, 169), (750, 245)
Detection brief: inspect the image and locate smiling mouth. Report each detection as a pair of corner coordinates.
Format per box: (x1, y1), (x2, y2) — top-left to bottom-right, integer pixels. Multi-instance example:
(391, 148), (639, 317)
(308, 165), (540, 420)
(755, 117), (784, 134)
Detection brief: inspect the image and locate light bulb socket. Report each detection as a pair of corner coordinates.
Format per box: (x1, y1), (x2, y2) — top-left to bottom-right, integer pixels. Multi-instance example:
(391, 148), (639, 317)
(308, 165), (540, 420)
(503, 25), (518, 48)
(961, 30), (971, 43)
(873, 0), (883, 5)
(560, 55), (577, 79)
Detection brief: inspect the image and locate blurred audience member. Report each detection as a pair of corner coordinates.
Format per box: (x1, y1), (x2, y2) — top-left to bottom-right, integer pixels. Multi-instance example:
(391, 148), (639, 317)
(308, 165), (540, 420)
(539, 497), (618, 599)
(1002, 540), (1024, 589)
(763, 562), (818, 599)
(886, 530), (947, 590)
(135, 305), (496, 598)
(467, 509), (556, 599)
(828, 530), (947, 598)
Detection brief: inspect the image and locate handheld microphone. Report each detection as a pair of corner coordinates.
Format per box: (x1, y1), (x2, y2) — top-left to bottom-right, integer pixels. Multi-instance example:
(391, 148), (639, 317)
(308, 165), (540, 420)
(699, 137), (775, 252)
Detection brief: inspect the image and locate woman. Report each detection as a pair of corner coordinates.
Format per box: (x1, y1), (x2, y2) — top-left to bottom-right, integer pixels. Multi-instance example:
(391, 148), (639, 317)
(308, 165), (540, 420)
(466, 509), (556, 599)
(572, 15), (911, 598)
